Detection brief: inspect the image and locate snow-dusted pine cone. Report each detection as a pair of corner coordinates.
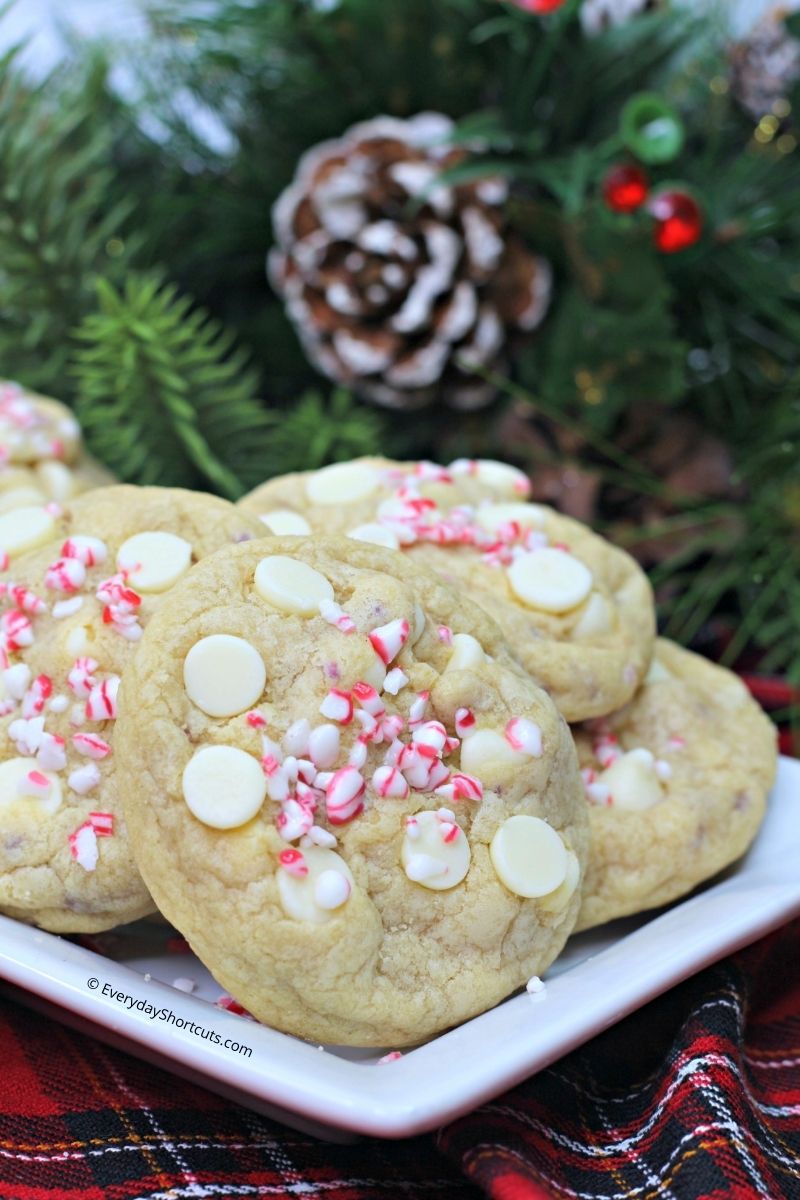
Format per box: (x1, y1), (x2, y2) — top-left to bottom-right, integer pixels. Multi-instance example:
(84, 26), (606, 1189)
(730, 8), (800, 120)
(269, 113), (552, 410)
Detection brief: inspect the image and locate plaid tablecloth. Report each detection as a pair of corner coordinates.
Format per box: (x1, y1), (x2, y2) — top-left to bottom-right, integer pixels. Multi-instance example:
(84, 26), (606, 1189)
(0, 677), (797, 1200)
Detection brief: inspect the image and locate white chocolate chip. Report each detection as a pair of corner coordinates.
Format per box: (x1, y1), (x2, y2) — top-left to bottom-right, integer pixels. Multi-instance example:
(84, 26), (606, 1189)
(572, 592), (613, 639)
(117, 531), (193, 593)
(277, 846), (354, 923)
(600, 748), (664, 811)
(0, 506), (55, 557)
(401, 810), (471, 891)
(346, 523), (400, 550)
(475, 502), (547, 532)
(182, 745), (266, 828)
(490, 815), (568, 898)
(444, 633), (486, 673)
(305, 461), (379, 506)
(472, 460), (529, 495)
(537, 850), (580, 913)
(259, 509), (312, 536)
(507, 548), (593, 614)
(460, 729), (518, 779)
(183, 635), (267, 718)
(411, 603), (426, 644)
(36, 460), (76, 501)
(254, 555), (334, 616)
(645, 658), (673, 684)
(0, 757), (63, 815)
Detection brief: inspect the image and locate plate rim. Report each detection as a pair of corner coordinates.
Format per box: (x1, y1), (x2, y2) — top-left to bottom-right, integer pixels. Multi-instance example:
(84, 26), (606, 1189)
(0, 755), (798, 1139)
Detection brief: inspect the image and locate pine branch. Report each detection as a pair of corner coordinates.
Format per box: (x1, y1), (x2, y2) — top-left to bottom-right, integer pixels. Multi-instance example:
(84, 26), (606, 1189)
(71, 273), (273, 497)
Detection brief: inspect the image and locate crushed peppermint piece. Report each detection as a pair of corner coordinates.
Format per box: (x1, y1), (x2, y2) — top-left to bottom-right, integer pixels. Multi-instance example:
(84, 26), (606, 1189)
(278, 848), (308, 877)
(377, 1051), (403, 1065)
(69, 822), (98, 871)
(319, 688), (354, 724)
(504, 717), (543, 758)
(52, 597), (84, 619)
(85, 677), (120, 721)
(526, 975), (546, 996)
(372, 764), (410, 798)
(171, 977), (197, 994)
(368, 618), (410, 666)
(325, 766), (366, 824)
(318, 598), (357, 634)
(68, 762), (101, 795)
(437, 625), (454, 645)
(383, 667), (408, 695)
(72, 732), (113, 760)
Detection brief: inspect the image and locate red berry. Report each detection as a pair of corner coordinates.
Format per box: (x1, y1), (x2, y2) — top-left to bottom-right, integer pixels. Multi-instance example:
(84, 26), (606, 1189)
(508, 0), (566, 11)
(648, 190), (703, 254)
(602, 163), (649, 213)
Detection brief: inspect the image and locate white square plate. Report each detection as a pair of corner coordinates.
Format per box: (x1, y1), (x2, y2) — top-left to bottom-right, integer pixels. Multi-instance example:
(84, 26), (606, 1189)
(1, 756), (798, 1141)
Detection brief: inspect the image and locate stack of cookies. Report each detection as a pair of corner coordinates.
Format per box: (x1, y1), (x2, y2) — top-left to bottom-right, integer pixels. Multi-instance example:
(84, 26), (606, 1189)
(0, 437), (778, 1048)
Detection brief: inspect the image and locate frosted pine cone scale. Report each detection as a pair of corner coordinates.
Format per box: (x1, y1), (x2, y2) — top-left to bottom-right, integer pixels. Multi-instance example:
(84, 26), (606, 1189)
(269, 113), (552, 410)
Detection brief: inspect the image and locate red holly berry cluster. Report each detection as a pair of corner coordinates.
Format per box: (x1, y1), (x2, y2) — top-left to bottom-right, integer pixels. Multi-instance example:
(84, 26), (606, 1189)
(601, 164), (703, 254)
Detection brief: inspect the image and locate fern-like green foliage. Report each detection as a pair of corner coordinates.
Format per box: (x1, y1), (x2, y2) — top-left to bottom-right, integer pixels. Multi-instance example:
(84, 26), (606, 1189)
(71, 273), (383, 496)
(72, 273), (277, 497)
(0, 50), (136, 394)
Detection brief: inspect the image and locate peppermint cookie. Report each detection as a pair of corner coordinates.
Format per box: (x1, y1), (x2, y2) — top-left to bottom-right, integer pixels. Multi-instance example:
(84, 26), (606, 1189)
(574, 639), (777, 932)
(0, 380), (114, 514)
(116, 536), (588, 1046)
(239, 457), (655, 721)
(0, 486), (265, 932)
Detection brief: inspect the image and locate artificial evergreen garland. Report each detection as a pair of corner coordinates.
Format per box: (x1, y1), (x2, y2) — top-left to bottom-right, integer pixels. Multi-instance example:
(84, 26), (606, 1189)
(0, 0), (799, 697)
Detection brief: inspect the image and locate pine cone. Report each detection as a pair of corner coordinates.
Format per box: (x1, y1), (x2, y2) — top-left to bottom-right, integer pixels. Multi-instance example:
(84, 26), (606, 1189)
(269, 113), (552, 410)
(730, 8), (800, 120)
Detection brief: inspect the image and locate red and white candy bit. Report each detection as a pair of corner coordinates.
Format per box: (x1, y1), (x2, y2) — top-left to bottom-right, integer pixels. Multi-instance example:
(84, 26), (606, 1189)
(37, 732), (66, 772)
(8, 585), (47, 615)
(85, 676), (120, 721)
(88, 811), (114, 836)
(504, 717), (543, 758)
(0, 551), (8, 572)
(325, 766), (366, 825)
(404, 814), (420, 840)
(368, 618), (409, 666)
(667, 735), (687, 751)
(283, 718), (311, 757)
(319, 687), (354, 724)
(412, 720), (450, 755)
(21, 674), (53, 718)
(351, 681), (385, 717)
(407, 691), (429, 728)
(1, 609), (34, 651)
(355, 708), (380, 742)
(308, 724), (340, 769)
(246, 710), (266, 728)
(435, 772), (483, 803)
(44, 556), (86, 594)
(72, 732), (112, 760)
(318, 598), (357, 635)
(377, 1051), (403, 1065)
(61, 536), (107, 566)
(52, 597), (84, 619)
(68, 657), (98, 699)
(593, 734), (621, 769)
(372, 765), (410, 799)
(278, 848), (308, 877)
(380, 713), (405, 743)
(276, 798), (314, 842)
(302, 825), (337, 849)
(426, 759), (451, 790)
(215, 995), (254, 1018)
(18, 769), (52, 800)
(3, 663), (30, 699)
(9, 716), (44, 755)
(396, 743), (435, 789)
(437, 625), (454, 646)
(68, 763), (101, 795)
(348, 739), (368, 769)
(383, 667), (408, 696)
(454, 708), (476, 738)
(96, 572), (142, 639)
(415, 460), (454, 484)
(69, 823), (98, 872)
